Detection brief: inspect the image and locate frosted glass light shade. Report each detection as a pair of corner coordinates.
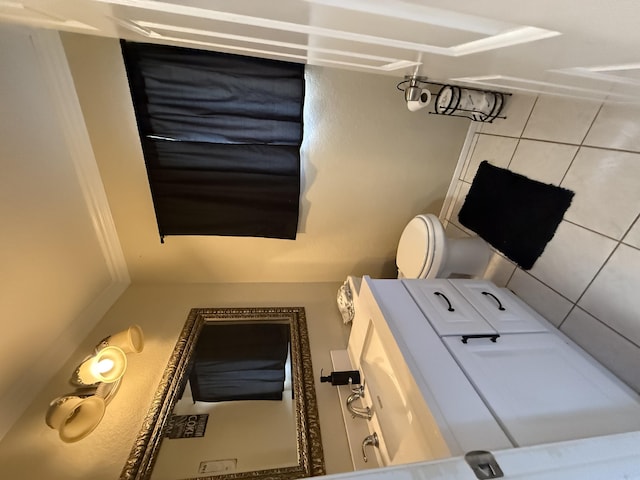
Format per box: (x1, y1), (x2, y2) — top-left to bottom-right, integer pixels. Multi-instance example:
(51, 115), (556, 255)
(102, 325), (144, 354)
(46, 395), (106, 443)
(74, 346), (127, 386)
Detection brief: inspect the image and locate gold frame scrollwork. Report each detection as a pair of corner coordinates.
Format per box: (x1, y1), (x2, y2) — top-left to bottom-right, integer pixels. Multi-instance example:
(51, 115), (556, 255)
(120, 307), (325, 480)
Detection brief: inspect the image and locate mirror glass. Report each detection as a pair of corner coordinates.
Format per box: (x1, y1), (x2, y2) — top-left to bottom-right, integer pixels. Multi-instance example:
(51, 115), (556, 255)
(121, 307), (325, 480)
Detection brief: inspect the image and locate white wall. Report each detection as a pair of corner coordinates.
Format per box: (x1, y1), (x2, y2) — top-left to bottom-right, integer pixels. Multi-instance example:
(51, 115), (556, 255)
(0, 25), (129, 440)
(61, 32), (470, 284)
(0, 282), (353, 479)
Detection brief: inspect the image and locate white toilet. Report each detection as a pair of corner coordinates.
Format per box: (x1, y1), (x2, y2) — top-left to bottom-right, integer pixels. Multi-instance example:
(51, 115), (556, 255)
(396, 214), (490, 279)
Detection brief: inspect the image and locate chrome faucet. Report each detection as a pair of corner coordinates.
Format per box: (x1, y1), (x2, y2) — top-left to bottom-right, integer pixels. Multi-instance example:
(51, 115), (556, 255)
(346, 384), (372, 420)
(349, 382), (365, 395)
(348, 377), (363, 394)
(361, 432), (379, 462)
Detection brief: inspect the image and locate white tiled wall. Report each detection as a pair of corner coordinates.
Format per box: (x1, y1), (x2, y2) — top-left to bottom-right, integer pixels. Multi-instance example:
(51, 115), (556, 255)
(442, 95), (640, 392)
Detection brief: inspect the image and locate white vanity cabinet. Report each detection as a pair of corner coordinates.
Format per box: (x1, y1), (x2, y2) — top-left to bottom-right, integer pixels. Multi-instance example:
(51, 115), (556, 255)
(406, 277), (640, 446)
(346, 278), (513, 466)
(344, 276), (640, 469)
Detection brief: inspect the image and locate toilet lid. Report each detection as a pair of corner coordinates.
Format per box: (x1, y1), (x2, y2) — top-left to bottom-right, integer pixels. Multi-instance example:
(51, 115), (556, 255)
(396, 215), (445, 278)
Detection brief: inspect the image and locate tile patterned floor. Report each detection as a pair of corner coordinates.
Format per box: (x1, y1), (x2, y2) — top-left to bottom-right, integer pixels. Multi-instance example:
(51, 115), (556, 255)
(441, 94), (640, 392)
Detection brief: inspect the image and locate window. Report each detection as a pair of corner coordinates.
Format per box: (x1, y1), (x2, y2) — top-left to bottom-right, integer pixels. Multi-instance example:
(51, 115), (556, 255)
(120, 41), (305, 241)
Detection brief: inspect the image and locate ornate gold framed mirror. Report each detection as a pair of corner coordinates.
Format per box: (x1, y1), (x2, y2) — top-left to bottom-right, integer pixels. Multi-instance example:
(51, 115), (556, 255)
(120, 307), (325, 480)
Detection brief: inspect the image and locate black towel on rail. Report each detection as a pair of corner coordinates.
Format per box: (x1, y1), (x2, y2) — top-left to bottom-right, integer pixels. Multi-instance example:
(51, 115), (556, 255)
(458, 161), (574, 270)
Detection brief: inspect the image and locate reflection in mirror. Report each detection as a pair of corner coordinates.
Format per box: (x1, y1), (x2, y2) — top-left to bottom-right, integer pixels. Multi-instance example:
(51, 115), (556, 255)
(121, 307), (325, 480)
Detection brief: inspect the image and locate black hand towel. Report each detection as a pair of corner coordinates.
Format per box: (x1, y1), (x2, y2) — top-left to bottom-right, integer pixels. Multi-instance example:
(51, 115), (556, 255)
(458, 161), (574, 269)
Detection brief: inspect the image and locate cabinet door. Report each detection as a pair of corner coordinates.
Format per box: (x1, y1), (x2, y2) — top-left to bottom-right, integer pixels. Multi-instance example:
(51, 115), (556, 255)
(449, 279), (548, 333)
(443, 333), (640, 447)
(403, 279), (496, 336)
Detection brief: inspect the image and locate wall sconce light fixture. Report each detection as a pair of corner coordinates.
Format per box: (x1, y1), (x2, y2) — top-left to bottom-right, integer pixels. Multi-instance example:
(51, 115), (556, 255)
(46, 325), (144, 442)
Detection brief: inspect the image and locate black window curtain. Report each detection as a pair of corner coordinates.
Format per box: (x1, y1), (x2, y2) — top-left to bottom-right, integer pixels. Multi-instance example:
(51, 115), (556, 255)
(120, 41), (305, 240)
(188, 323), (290, 402)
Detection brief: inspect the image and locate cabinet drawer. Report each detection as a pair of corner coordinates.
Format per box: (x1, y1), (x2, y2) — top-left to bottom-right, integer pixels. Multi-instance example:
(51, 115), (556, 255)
(449, 279), (548, 334)
(402, 279), (496, 336)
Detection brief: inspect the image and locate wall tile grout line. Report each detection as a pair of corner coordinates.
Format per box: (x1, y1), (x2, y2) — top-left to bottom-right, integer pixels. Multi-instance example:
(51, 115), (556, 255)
(522, 95), (539, 137)
(558, 145), (581, 186)
(580, 101), (605, 146)
(505, 137), (520, 170)
(459, 134), (480, 181)
(480, 133), (640, 155)
(620, 212), (640, 242)
(560, 304), (578, 330)
(573, 142), (640, 156)
(503, 262), (517, 286)
(559, 205), (640, 329)
(508, 268), (573, 308)
(519, 137), (581, 147)
(558, 242), (620, 329)
(480, 132), (580, 147)
(569, 304), (640, 352)
(560, 218), (632, 244)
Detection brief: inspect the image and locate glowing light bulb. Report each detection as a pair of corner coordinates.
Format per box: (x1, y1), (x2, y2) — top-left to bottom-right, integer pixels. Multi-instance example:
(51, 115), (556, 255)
(94, 358), (115, 374)
(74, 346), (127, 385)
